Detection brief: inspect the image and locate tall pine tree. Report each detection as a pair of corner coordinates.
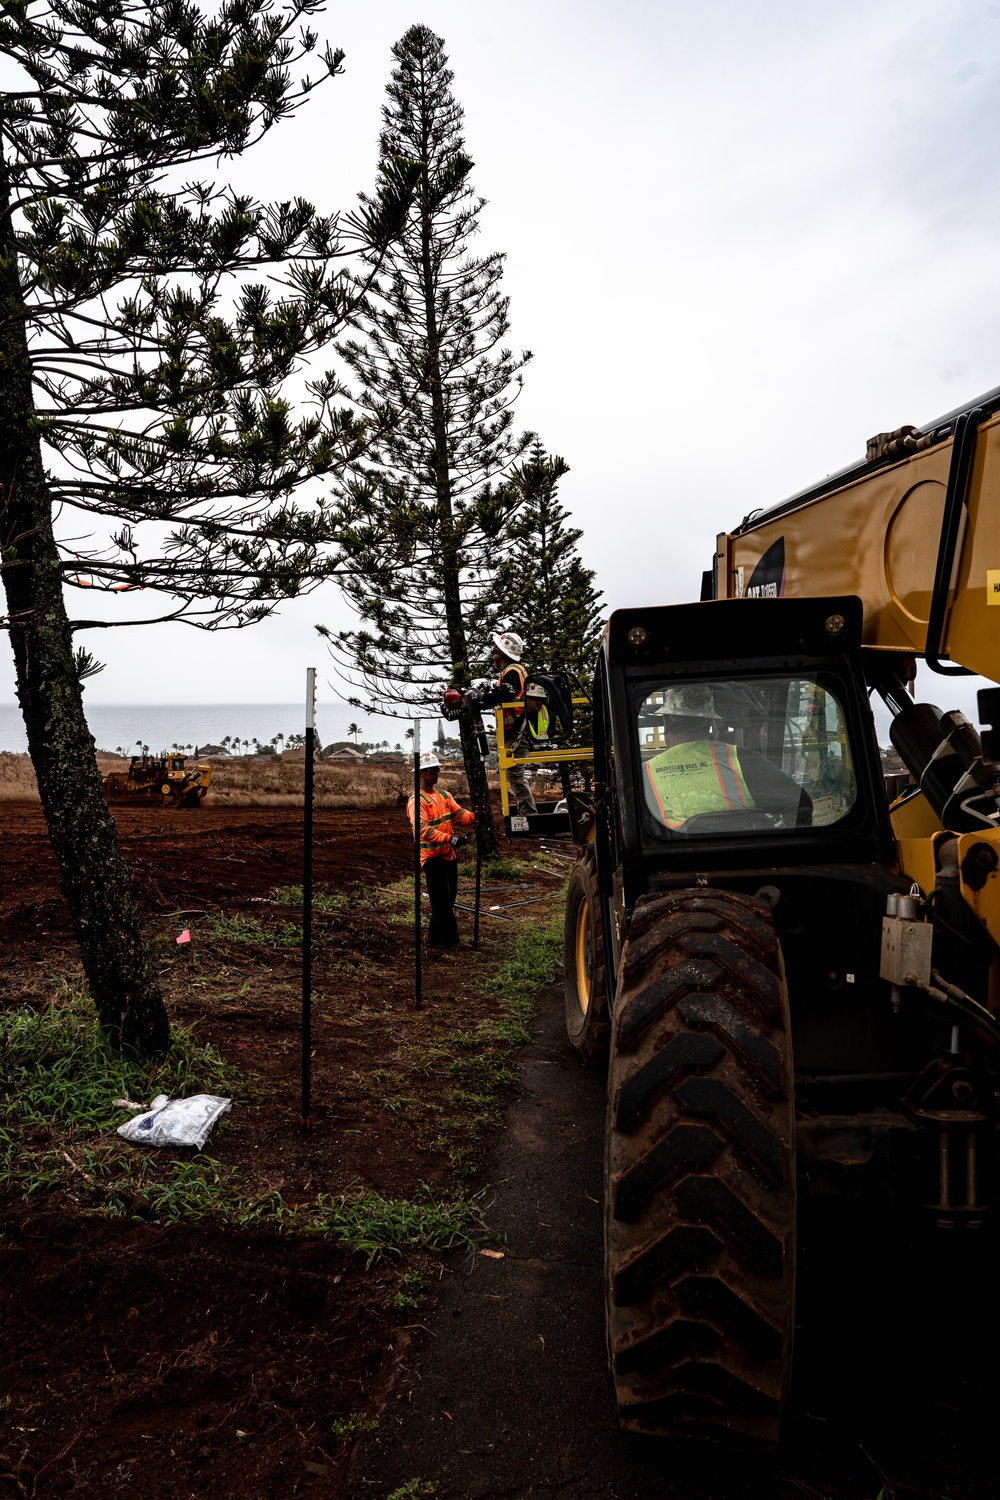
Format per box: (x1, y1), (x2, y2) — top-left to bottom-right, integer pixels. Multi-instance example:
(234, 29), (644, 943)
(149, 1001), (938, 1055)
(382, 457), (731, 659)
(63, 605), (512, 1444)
(319, 25), (539, 842)
(473, 443), (604, 686)
(0, 0), (415, 1052)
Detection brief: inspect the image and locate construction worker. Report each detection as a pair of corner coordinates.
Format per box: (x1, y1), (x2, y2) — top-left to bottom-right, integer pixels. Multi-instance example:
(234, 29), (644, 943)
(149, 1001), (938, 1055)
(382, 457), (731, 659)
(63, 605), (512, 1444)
(407, 750), (476, 946)
(524, 683), (550, 746)
(643, 685), (810, 830)
(475, 631), (536, 815)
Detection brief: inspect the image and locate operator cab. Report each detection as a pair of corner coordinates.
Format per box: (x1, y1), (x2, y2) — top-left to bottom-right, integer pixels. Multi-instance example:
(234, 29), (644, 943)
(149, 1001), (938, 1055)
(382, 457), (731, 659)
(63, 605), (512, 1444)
(636, 674), (857, 839)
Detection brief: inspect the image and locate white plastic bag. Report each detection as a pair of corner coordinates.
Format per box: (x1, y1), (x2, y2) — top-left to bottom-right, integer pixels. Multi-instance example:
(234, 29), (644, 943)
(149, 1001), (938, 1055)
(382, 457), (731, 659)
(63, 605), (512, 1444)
(117, 1093), (232, 1150)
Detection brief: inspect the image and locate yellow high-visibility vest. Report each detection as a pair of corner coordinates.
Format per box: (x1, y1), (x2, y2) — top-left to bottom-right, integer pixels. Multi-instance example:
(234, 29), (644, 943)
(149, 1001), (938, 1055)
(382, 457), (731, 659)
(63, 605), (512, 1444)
(644, 739), (755, 829)
(527, 705), (549, 743)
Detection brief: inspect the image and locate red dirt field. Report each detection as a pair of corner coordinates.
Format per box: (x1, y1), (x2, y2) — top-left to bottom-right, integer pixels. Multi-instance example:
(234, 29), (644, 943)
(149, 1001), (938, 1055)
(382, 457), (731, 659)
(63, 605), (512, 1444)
(0, 803), (566, 1497)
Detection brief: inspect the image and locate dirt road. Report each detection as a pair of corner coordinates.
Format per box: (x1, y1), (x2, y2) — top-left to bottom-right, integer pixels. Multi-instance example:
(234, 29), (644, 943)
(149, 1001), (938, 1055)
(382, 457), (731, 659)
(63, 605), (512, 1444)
(354, 984), (1000, 1500)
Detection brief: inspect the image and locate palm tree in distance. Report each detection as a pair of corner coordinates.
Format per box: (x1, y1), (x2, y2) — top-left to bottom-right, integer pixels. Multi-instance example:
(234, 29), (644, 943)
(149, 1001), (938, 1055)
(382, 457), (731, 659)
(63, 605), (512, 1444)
(348, 722), (361, 744)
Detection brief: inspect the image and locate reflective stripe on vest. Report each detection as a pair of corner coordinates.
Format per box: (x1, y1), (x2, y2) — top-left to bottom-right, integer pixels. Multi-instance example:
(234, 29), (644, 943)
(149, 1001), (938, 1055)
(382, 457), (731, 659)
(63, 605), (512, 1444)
(499, 663), (527, 733)
(408, 790), (459, 849)
(644, 739), (754, 829)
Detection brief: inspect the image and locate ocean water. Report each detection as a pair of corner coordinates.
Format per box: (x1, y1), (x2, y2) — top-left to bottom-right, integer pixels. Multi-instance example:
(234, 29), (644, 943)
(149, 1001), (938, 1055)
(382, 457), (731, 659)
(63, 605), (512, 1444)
(0, 701), (409, 755)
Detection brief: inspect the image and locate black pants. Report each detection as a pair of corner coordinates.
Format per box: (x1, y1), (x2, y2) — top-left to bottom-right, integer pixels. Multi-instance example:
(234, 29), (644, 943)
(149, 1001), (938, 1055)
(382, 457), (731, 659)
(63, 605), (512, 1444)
(424, 857), (460, 946)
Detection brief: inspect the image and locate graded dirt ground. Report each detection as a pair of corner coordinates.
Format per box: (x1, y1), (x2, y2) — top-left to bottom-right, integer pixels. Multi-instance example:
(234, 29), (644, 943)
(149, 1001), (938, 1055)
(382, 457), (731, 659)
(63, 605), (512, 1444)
(3, 804), (996, 1500)
(0, 802), (567, 1497)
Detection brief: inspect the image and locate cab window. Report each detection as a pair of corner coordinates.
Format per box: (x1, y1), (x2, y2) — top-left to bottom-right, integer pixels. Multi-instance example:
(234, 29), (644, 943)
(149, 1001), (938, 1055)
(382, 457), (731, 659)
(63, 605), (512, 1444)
(637, 676), (857, 837)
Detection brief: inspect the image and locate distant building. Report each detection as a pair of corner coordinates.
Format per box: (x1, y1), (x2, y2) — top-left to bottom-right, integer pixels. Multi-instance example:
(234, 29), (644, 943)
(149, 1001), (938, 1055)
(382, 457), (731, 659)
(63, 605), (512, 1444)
(324, 745), (366, 762)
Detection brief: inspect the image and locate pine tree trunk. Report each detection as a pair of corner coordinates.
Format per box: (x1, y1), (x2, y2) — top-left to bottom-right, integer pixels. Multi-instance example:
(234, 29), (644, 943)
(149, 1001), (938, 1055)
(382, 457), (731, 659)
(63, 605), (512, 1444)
(0, 150), (169, 1055)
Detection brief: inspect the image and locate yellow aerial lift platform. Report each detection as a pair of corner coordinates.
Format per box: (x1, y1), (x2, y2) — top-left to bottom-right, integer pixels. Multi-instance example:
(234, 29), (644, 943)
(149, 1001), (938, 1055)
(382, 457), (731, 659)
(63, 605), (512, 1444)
(493, 694), (592, 838)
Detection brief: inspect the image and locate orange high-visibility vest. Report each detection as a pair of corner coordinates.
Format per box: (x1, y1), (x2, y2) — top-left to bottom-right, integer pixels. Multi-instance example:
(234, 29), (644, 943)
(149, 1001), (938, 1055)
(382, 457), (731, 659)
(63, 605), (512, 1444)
(498, 662), (527, 735)
(407, 788), (475, 865)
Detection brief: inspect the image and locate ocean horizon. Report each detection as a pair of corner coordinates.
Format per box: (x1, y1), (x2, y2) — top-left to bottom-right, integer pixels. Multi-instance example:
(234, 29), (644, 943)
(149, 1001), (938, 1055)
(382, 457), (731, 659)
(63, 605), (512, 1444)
(0, 701), (416, 755)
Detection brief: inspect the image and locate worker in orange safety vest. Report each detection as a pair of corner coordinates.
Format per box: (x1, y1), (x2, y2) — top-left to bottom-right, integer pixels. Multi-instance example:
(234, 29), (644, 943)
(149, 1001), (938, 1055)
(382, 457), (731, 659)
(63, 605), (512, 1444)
(407, 750), (476, 946)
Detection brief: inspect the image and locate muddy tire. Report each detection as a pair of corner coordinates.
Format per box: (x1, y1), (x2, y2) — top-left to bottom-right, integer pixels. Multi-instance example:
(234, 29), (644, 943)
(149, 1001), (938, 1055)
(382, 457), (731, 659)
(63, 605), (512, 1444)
(605, 889), (795, 1445)
(563, 853), (610, 1065)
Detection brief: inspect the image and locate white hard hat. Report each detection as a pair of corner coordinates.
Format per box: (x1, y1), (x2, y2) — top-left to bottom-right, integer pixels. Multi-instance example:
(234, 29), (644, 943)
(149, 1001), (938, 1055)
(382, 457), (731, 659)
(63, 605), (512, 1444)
(525, 682), (548, 699)
(491, 630), (525, 660)
(655, 685), (721, 718)
(419, 751), (441, 769)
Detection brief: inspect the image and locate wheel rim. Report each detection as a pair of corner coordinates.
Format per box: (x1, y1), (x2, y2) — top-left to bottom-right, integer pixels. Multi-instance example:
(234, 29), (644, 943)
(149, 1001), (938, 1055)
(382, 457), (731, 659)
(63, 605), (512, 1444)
(574, 897), (592, 1014)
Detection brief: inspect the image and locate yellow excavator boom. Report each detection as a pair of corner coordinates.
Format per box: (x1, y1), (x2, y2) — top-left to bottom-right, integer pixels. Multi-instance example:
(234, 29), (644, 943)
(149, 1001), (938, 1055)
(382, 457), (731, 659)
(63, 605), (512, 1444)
(713, 389), (1000, 684)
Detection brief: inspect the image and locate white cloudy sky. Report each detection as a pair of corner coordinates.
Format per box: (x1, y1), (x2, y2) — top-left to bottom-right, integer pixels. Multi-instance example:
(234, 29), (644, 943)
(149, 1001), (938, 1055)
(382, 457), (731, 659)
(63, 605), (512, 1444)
(4, 0), (1000, 724)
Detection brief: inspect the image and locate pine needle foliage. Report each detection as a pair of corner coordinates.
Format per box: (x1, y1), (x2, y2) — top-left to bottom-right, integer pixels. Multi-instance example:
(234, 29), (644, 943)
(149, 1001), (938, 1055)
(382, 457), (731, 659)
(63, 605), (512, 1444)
(0, 0), (418, 628)
(0, 0), (417, 1055)
(319, 24), (536, 724)
(471, 441), (604, 685)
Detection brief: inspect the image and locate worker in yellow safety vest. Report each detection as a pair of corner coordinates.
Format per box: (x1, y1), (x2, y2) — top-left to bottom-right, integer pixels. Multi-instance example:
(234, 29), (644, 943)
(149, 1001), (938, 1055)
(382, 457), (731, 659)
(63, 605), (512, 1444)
(524, 683), (550, 746)
(407, 751), (476, 946)
(643, 684), (809, 831)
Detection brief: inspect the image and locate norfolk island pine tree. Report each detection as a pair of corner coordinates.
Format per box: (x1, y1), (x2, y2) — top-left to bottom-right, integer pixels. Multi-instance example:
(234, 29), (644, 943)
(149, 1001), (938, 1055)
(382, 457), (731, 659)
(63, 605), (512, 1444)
(471, 441), (605, 688)
(317, 24), (558, 855)
(0, 1), (417, 1053)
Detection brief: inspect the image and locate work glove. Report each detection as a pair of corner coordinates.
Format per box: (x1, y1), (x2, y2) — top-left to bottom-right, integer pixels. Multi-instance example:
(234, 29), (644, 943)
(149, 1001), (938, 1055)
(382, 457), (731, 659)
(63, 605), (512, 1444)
(450, 833), (470, 848)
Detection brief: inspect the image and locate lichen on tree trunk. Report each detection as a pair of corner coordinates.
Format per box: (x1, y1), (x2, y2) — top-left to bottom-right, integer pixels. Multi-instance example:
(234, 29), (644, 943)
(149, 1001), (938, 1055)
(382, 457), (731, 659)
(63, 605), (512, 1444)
(0, 152), (169, 1056)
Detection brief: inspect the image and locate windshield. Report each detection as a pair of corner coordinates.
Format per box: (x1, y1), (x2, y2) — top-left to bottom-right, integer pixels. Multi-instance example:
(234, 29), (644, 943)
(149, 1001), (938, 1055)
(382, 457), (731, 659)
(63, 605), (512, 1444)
(637, 675), (857, 838)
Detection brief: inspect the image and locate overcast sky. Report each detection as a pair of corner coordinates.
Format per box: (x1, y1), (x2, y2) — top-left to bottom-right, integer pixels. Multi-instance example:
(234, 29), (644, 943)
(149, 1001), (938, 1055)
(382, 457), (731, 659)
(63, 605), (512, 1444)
(4, 0), (1000, 721)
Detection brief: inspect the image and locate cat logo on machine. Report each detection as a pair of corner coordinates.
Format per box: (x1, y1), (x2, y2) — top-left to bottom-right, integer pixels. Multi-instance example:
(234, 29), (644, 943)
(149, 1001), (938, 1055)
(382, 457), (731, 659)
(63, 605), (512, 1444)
(745, 536), (786, 599)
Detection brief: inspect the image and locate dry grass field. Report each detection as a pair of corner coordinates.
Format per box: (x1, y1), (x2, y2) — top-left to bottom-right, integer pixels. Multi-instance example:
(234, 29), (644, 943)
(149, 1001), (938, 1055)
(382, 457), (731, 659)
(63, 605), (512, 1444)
(0, 751), (471, 808)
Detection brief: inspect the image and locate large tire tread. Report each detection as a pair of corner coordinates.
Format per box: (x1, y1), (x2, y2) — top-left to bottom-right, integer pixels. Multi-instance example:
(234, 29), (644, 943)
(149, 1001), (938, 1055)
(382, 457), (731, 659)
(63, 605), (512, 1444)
(606, 889), (795, 1446)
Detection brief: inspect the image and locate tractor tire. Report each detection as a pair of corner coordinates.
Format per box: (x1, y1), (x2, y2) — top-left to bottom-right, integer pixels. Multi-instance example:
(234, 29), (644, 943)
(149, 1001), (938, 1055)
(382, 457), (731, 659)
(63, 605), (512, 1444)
(564, 852), (610, 1065)
(605, 888), (795, 1446)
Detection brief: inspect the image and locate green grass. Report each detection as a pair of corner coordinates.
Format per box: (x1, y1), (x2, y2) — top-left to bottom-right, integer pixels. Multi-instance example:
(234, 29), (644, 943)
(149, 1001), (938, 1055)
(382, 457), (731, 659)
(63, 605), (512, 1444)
(387, 1267), (427, 1309)
(331, 1412), (379, 1438)
(313, 1186), (483, 1268)
(387, 1483), (439, 1499)
(0, 980), (230, 1135)
(368, 897), (566, 1178)
(479, 907), (564, 1021)
(481, 855), (525, 881)
(203, 912), (302, 947)
(0, 987), (483, 1264)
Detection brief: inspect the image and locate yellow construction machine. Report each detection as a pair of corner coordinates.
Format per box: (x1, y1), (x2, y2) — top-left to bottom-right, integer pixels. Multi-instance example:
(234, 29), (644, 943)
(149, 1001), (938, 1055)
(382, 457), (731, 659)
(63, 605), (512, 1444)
(565, 386), (1000, 1444)
(103, 751), (212, 808)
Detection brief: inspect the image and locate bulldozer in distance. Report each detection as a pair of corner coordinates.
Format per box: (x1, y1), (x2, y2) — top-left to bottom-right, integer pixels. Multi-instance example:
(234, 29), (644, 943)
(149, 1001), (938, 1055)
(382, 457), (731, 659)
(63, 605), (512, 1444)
(564, 384), (1000, 1443)
(102, 751), (211, 808)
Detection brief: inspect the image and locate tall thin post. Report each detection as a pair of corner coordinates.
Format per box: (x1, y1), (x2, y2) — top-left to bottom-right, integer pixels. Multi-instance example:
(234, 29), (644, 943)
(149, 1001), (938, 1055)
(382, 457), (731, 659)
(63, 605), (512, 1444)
(413, 719), (422, 1010)
(301, 667), (316, 1132)
(473, 756), (484, 951)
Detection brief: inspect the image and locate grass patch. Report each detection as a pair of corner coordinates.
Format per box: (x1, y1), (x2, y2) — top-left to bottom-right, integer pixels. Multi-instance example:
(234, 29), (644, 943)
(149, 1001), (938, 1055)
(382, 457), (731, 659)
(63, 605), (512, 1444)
(273, 883), (352, 912)
(0, 993), (484, 1265)
(203, 912), (301, 947)
(387, 1267), (427, 1309)
(480, 907), (564, 1022)
(481, 855), (525, 881)
(331, 1412), (379, 1438)
(0, 981), (230, 1135)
